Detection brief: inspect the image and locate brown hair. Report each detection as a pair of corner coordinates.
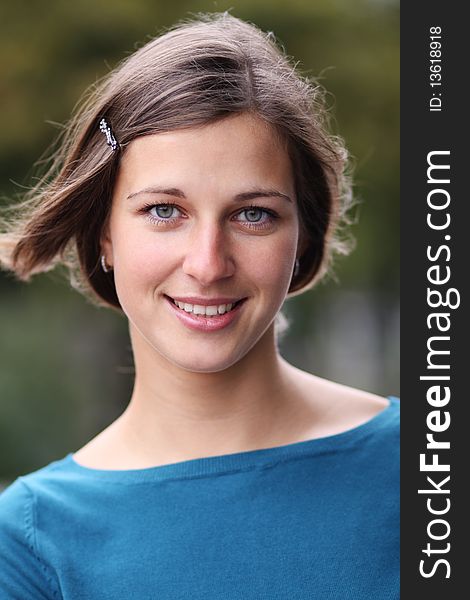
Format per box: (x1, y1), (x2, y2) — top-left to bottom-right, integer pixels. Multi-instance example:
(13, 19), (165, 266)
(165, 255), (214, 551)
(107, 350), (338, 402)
(0, 12), (353, 310)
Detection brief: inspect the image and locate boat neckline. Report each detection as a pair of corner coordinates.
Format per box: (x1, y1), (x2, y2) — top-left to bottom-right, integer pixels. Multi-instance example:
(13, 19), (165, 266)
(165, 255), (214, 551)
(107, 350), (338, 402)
(62, 396), (399, 481)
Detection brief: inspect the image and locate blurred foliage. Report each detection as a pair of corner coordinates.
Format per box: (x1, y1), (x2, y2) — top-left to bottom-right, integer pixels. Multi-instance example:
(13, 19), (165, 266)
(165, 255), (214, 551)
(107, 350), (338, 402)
(0, 0), (399, 480)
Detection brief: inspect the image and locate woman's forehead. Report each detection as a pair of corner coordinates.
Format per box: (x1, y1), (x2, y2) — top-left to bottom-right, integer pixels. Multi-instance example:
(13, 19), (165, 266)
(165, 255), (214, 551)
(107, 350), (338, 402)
(123, 113), (284, 158)
(115, 114), (294, 199)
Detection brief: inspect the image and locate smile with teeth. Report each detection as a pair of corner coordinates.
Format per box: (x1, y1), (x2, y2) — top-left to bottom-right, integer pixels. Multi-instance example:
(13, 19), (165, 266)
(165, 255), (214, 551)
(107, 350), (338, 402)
(169, 297), (241, 317)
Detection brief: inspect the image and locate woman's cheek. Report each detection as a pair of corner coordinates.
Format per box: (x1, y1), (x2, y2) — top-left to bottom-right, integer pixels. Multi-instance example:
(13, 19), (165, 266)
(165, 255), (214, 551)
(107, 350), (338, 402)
(264, 231), (298, 273)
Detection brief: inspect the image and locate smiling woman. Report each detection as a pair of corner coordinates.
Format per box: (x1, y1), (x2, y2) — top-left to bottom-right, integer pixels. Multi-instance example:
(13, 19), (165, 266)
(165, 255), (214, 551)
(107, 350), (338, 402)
(0, 12), (399, 600)
(106, 114), (299, 370)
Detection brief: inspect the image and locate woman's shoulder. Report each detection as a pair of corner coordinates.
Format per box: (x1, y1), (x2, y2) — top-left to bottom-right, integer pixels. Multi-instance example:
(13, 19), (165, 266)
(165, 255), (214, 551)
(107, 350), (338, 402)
(0, 462), (70, 597)
(282, 361), (398, 441)
(0, 455), (76, 510)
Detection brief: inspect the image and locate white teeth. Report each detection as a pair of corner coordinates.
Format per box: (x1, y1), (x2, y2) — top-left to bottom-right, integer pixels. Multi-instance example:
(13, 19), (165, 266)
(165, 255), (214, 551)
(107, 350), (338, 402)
(172, 299), (237, 316)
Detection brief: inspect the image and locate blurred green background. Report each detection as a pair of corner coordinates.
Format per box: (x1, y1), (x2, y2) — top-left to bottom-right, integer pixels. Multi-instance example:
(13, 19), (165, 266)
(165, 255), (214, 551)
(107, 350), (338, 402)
(0, 0), (399, 483)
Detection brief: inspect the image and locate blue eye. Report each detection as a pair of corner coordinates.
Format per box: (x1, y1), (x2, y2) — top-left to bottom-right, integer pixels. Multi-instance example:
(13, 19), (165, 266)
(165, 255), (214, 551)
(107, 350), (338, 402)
(242, 208), (264, 222)
(235, 206), (277, 228)
(149, 204), (180, 219)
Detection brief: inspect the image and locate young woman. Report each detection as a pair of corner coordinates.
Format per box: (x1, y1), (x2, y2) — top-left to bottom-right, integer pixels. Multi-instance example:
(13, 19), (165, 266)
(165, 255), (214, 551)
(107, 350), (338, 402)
(0, 13), (399, 599)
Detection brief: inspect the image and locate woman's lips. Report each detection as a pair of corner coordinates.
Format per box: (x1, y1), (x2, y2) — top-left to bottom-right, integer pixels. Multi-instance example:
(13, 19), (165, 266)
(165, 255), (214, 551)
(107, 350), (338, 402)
(164, 295), (247, 332)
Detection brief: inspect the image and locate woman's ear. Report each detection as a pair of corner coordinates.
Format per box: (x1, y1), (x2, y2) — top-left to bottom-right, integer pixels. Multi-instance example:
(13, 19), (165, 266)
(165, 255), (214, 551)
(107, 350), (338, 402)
(100, 219), (113, 267)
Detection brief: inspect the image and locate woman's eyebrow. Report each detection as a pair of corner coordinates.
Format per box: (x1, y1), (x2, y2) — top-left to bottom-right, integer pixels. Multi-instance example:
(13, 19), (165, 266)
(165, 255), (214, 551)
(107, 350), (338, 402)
(234, 189), (292, 203)
(127, 187), (185, 200)
(127, 187), (292, 202)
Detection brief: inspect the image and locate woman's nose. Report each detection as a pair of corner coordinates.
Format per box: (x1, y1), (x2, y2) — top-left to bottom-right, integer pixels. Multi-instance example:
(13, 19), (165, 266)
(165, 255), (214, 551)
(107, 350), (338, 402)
(182, 222), (235, 285)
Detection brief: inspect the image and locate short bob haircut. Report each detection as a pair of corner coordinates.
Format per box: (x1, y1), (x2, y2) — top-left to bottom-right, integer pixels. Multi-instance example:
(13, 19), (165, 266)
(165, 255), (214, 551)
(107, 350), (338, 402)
(0, 12), (353, 310)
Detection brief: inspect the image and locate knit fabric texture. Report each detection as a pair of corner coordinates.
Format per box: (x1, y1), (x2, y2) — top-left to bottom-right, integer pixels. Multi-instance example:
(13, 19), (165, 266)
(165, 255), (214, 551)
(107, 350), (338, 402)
(0, 397), (399, 599)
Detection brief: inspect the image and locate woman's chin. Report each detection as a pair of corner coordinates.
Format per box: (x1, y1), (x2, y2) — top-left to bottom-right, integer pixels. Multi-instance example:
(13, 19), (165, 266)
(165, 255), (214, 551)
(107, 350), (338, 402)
(171, 352), (244, 374)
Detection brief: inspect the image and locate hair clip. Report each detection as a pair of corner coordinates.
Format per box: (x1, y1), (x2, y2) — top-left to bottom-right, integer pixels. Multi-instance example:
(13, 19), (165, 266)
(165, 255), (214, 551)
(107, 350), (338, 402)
(99, 117), (119, 152)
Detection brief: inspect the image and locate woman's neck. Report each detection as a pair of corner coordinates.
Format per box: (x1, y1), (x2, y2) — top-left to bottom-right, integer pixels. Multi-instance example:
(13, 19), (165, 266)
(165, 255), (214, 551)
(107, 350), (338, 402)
(112, 323), (297, 466)
(73, 322), (389, 470)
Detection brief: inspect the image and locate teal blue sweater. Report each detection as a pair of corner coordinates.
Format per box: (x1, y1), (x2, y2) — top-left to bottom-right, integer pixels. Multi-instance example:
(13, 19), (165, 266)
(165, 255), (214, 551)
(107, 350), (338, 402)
(0, 397), (399, 599)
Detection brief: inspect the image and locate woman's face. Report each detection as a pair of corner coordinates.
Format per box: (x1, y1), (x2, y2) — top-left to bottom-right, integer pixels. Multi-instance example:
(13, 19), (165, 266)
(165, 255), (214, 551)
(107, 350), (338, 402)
(104, 113), (300, 373)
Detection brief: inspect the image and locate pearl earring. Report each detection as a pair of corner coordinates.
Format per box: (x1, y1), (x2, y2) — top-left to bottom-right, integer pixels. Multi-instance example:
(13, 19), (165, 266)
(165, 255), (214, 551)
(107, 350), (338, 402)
(101, 255), (111, 273)
(293, 259), (300, 278)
